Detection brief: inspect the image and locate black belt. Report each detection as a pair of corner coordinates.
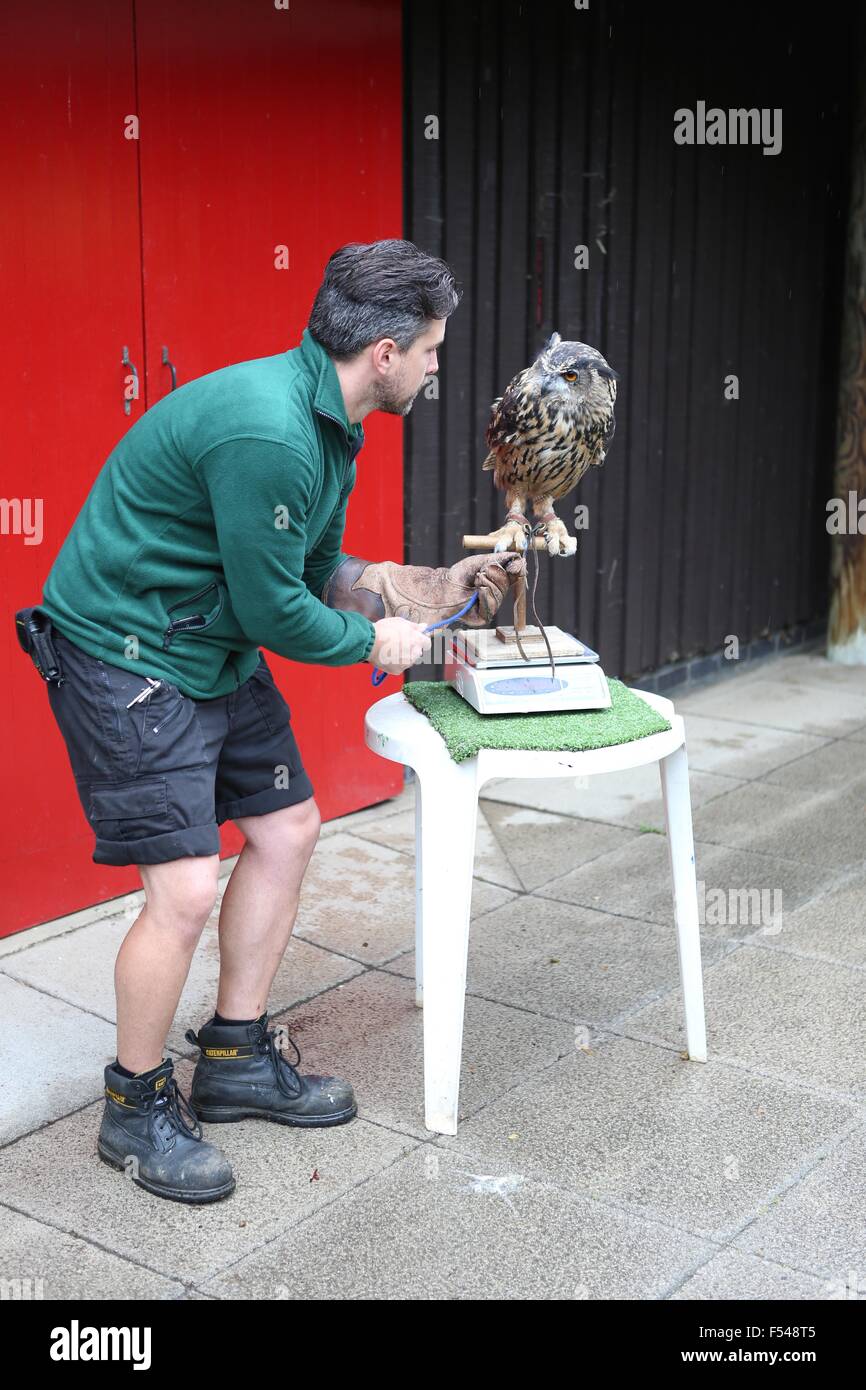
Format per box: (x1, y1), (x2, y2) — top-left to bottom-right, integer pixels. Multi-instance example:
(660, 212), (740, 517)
(14, 606), (65, 685)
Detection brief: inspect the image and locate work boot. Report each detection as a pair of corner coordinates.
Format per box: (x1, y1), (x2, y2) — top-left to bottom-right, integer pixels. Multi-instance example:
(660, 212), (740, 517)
(97, 1057), (236, 1204)
(185, 1011), (357, 1127)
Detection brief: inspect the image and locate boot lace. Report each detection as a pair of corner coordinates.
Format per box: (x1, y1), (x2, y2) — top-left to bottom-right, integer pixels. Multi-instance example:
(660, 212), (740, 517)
(146, 1076), (202, 1149)
(250, 1019), (304, 1099)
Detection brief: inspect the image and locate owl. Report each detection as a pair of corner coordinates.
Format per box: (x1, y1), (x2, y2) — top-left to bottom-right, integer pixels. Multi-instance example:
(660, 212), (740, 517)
(482, 331), (618, 556)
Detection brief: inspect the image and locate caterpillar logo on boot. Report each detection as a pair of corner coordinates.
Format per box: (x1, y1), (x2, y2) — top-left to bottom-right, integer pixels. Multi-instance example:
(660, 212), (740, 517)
(204, 1046), (252, 1058)
(105, 1086), (134, 1106)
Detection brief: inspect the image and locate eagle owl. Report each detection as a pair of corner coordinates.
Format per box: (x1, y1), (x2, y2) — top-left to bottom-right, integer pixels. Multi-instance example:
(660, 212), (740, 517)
(483, 331), (618, 556)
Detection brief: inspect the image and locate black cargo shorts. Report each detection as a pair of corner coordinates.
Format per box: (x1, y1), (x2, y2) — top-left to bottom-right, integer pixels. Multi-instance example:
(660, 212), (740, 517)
(43, 628), (314, 866)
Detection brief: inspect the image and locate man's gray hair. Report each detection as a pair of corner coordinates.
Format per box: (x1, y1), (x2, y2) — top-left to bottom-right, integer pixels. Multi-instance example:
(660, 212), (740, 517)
(307, 239), (462, 359)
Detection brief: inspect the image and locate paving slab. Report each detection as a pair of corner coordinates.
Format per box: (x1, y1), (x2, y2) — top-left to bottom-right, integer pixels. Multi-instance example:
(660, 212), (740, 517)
(677, 670), (866, 738)
(692, 776), (866, 871)
(480, 799), (640, 891)
(318, 783), (415, 839)
(0, 973), (118, 1144)
(756, 653), (866, 693)
(1, 914), (365, 1061)
(385, 893), (730, 1026)
(266, 968), (577, 1139)
(761, 737), (866, 793)
(0, 1056), (414, 1287)
(292, 830), (515, 963)
(534, 833), (832, 936)
(351, 798), (638, 893)
(200, 1146), (715, 1301)
(0, 1207), (184, 1300)
(431, 1035), (856, 1241)
(670, 1246), (837, 1300)
(622, 944), (866, 1099)
(478, 764), (741, 831)
(732, 1122), (866, 1288)
(680, 712), (829, 781)
(347, 802), (523, 891)
(752, 868), (866, 968)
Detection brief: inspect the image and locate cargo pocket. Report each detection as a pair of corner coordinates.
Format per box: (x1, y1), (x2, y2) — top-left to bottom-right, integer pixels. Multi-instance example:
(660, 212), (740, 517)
(87, 777), (169, 845)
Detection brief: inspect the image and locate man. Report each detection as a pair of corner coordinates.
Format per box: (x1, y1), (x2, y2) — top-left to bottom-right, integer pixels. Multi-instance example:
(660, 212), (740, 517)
(23, 238), (524, 1204)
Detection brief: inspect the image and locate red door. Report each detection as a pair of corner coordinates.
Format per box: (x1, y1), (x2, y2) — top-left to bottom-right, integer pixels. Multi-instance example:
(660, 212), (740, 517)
(0, 1), (145, 935)
(134, 0), (404, 859)
(1, 0), (403, 936)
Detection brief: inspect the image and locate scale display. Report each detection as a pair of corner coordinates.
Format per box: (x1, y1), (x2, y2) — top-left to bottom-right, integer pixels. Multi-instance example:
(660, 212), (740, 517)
(484, 676), (570, 696)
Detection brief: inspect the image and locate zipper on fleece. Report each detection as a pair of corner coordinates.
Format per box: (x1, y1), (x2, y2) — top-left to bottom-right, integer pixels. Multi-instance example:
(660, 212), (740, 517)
(314, 406), (362, 495)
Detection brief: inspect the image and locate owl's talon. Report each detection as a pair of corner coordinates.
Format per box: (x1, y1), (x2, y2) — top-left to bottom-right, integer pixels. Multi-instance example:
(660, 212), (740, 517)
(489, 519), (530, 553)
(536, 516), (577, 557)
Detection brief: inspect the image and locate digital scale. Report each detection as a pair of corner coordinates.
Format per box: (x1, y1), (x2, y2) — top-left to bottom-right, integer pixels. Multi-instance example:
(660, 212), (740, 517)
(444, 623), (611, 715)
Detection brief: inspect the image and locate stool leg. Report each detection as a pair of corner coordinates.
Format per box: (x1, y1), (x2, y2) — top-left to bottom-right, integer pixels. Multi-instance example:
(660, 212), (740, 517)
(414, 758), (479, 1134)
(658, 743), (708, 1062)
(414, 775), (423, 1007)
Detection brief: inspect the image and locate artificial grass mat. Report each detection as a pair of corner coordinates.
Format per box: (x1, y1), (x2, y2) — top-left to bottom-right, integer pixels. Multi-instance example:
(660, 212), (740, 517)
(401, 678), (671, 764)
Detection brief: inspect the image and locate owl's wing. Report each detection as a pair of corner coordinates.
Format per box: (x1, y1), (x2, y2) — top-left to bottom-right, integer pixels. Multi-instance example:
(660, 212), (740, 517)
(593, 381), (617, 466)
(484, 375), (526, 452)
(604, 378), (617, 446)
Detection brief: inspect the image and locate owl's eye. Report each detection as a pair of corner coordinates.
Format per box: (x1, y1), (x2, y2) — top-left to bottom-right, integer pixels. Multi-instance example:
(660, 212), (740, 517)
(562, 370), (577, 381)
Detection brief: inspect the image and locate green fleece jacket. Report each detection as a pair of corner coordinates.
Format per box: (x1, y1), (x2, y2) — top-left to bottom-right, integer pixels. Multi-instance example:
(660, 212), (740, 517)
(39, 328), (378, 698)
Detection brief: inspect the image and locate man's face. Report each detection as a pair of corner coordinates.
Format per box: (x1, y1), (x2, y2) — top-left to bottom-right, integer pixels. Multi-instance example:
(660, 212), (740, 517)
(371, 319), (445, 416)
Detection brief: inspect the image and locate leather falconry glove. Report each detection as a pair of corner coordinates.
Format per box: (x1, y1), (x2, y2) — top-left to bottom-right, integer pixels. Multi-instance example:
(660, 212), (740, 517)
(321, 552), (527, 628)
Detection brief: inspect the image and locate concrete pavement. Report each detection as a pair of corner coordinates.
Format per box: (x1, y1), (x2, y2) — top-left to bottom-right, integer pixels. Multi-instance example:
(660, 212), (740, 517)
(1, 644), (864, 1300)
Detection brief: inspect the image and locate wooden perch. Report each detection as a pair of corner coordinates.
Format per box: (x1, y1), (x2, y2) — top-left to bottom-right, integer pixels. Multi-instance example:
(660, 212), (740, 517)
(460, 533), (550, 551)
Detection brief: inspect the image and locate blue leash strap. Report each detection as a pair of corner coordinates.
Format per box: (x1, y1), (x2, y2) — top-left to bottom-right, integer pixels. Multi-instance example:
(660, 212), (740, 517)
(370, 590), (481, 685)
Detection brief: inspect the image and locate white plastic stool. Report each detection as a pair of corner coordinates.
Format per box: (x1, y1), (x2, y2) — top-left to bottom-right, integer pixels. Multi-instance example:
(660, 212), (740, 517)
(364, 688), (707, 1135)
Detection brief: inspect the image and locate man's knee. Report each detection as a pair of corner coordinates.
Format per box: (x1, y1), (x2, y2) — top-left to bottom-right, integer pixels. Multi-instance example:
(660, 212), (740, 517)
(138, 854), (221, 933)
(238, 797), (322, 855)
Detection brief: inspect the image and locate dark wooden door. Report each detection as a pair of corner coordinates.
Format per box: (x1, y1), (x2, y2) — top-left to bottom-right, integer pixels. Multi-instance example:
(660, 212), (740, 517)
(404, 0), (851, 681)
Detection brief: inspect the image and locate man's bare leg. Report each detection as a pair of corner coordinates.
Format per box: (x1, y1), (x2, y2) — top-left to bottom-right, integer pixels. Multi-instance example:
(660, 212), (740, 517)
(214, 798), (322, 1018)
(115, 855), (221, 1072)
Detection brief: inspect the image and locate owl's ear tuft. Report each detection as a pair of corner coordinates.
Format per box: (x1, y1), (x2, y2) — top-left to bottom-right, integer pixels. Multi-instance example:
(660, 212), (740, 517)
(543, 331), (561, 352)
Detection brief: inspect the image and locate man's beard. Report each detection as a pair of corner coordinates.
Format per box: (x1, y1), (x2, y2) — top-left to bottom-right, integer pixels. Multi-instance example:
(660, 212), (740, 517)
(371, 373), (424, 416)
